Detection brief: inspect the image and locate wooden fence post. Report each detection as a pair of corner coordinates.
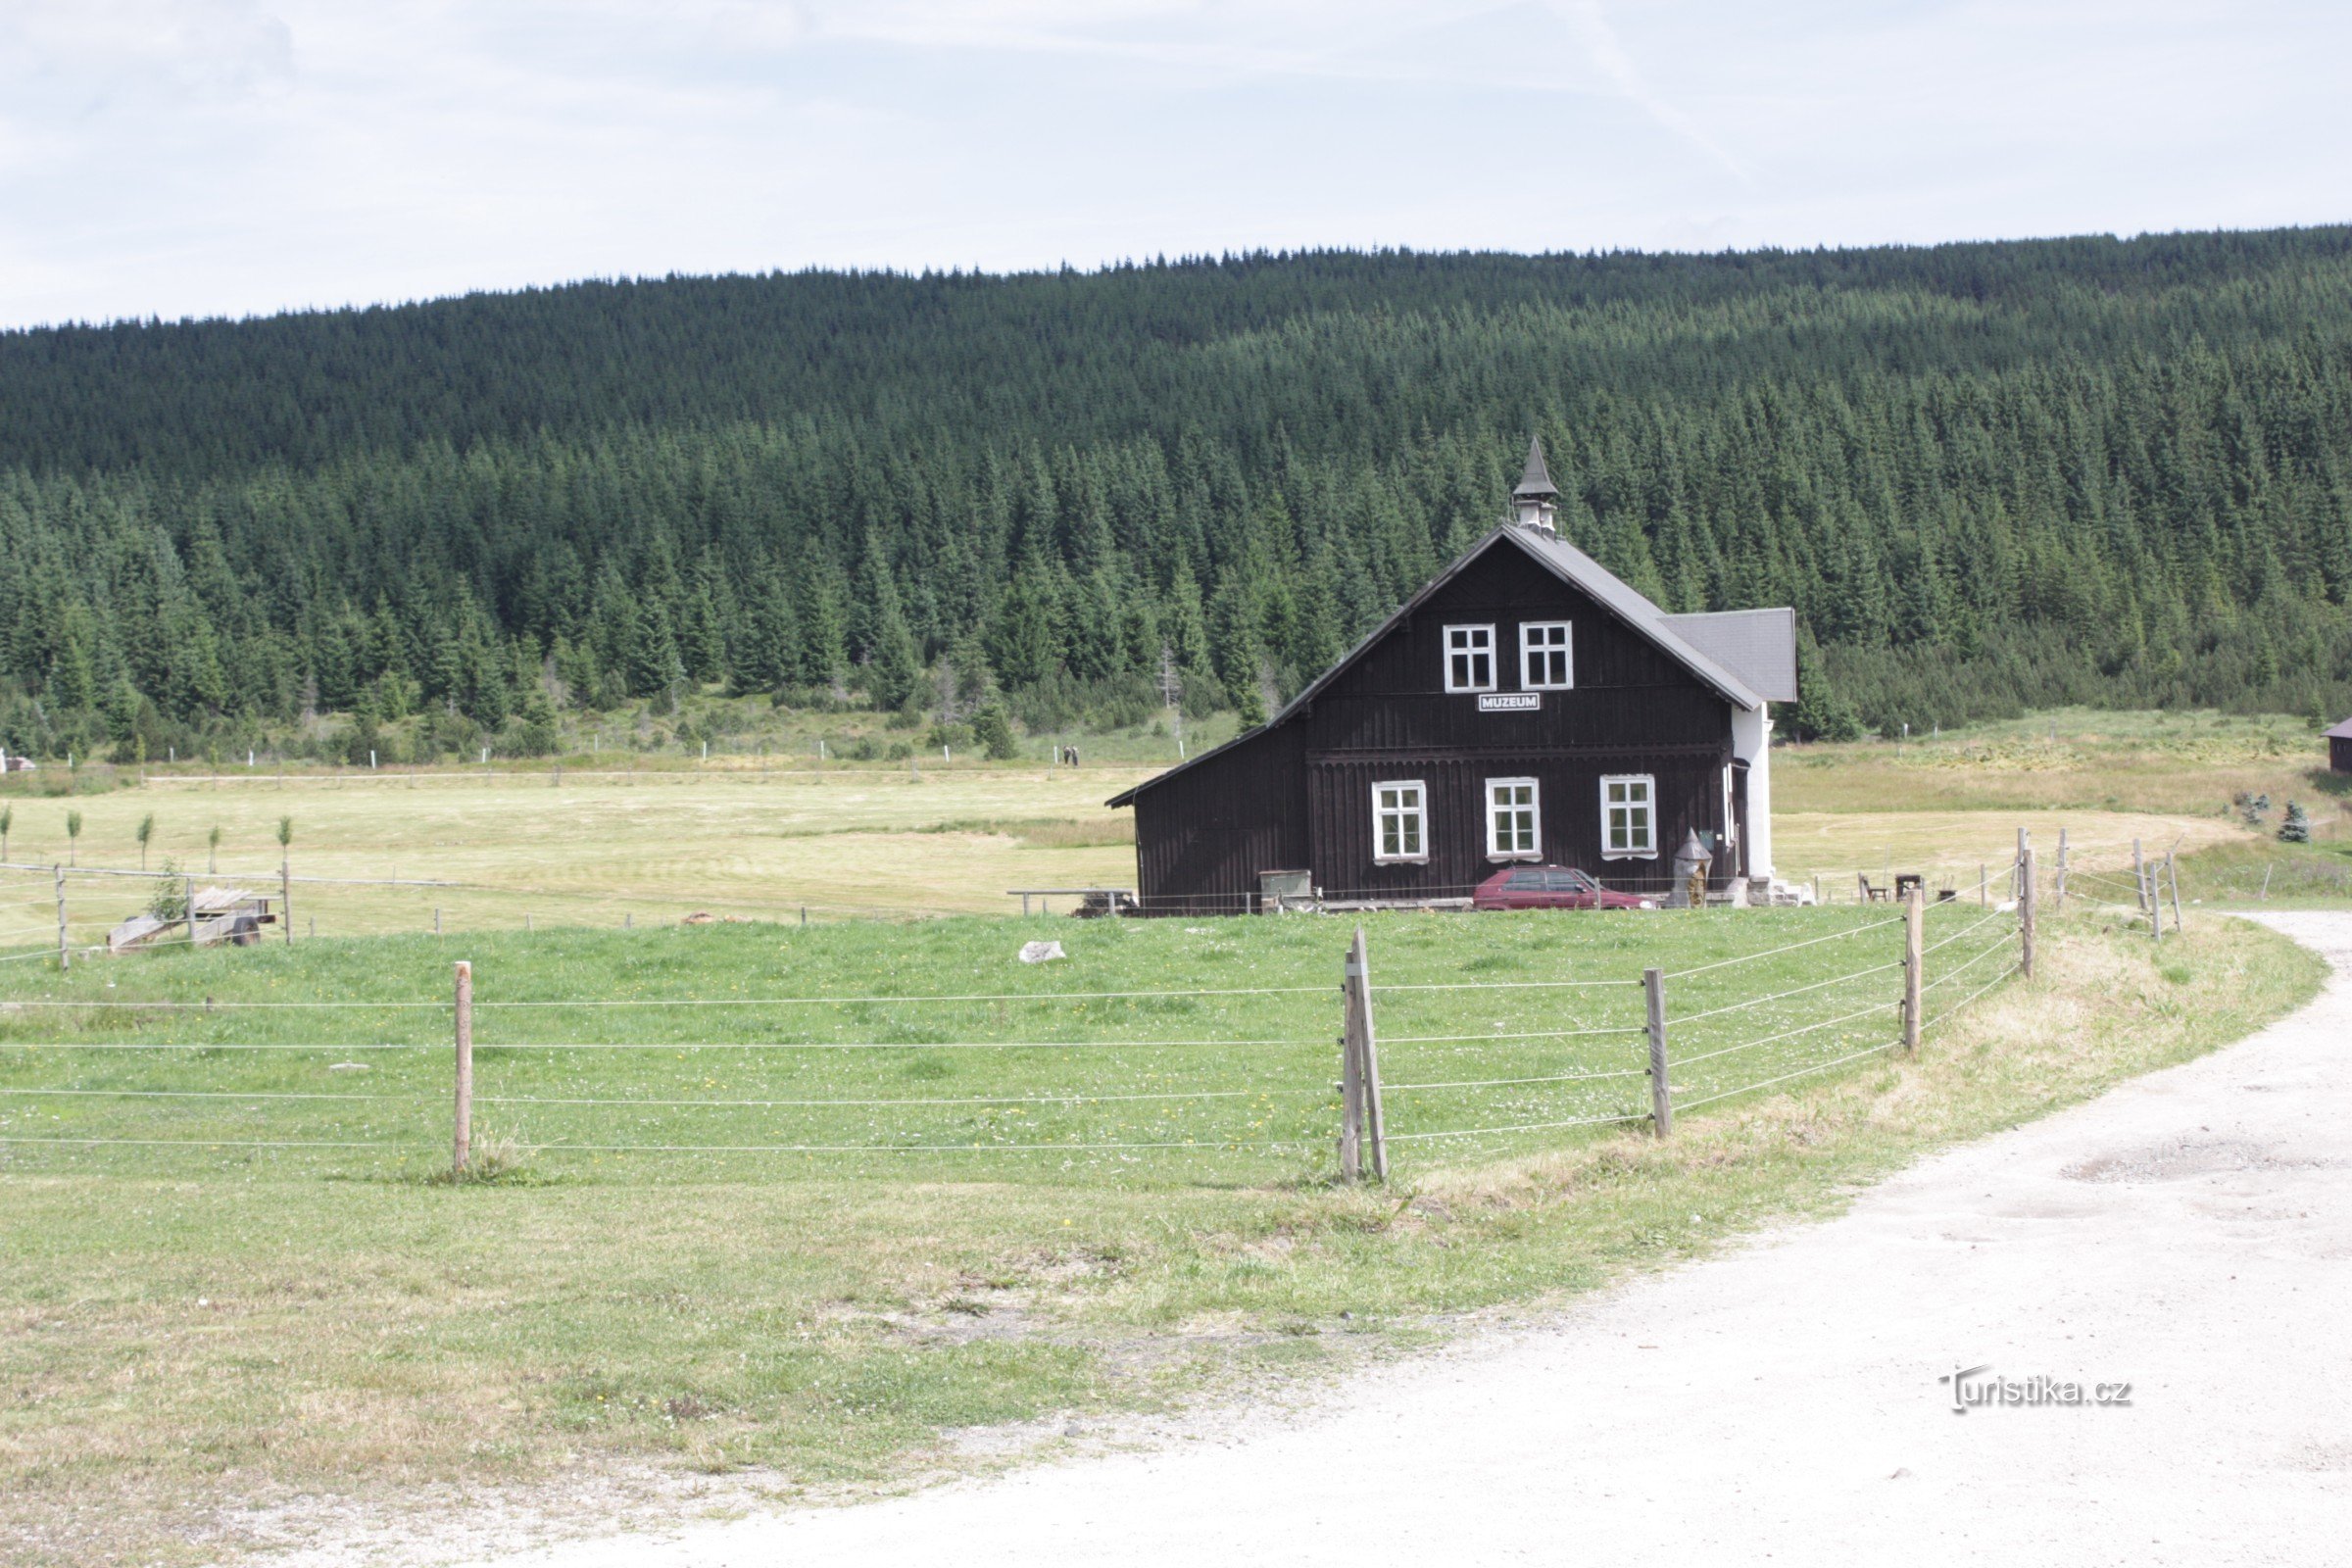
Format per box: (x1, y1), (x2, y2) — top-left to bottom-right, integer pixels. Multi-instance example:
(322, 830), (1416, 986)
(433, 906), (442, 936)
(281, 852), (293, 946)
(453, 960), (473, 1178)
(2015, 828), (2028, 903)
(2019, 847), (2036, 980)
(1339, 928), (1365, 1182)
(2054, 827), (2069, 911)
(54, 866), (68, 971)
(2144, 862), (2162, 941)
(1347, 925), (1387, 1182)
(2169, 855), (2184, 934)
(2132, 837), (2147, 912)
(1903, 886), (1924, 1051)
(184, 874), (196, 946)
(1644, 966), (1672, 1137)
(1979, 863), (1987, 907)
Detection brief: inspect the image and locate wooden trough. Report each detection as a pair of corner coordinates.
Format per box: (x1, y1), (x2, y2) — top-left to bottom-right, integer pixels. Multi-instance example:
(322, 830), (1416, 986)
(108, 887), (278, 955)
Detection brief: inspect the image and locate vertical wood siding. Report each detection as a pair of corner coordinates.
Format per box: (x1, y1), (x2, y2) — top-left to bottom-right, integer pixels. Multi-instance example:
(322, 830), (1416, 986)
(1123, 534), (1751, 911)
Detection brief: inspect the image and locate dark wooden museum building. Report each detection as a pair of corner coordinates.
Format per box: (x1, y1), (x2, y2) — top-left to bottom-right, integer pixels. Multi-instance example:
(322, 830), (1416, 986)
(1108, 440), (1799, 912)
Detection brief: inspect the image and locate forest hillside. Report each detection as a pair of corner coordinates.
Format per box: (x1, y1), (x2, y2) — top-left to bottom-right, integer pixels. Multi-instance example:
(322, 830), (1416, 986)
(3, 226), (2350, 761)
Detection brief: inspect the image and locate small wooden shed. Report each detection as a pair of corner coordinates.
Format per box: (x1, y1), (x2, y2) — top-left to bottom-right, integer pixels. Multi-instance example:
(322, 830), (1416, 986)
(108, 888), (277, 954)
(2330, 717), (2352, 774)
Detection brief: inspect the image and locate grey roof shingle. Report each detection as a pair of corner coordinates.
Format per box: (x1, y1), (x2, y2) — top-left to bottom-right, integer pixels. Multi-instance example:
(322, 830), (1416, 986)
(1659, 608), (1800, 704)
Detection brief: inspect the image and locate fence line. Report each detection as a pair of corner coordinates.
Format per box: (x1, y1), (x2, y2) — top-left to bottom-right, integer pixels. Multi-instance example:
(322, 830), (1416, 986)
(0, 1037), (1358, 1054)
(1661, 910), (1907, 978)
(471, 984), (1334, 1007)
(0, 1134), (407, 1151)
(464, 1136), (1317, 1155)
(1665, 957), (1904, 1026)
(1, 871), (2041, 1175)
(1672, 1038), (1909, 1114)
(1919, 934), (2018, 992)
(1922, 906), (2014, 955)
(1924, 964), (2023, 1029)
(1382, 1025), (1645, 1044)
(1382, 1064), (1650, 1092)
(1368, 976), (1642, 993)
(1668, 997), (1904, 1069)
(1385, 1109), (1647, 1142)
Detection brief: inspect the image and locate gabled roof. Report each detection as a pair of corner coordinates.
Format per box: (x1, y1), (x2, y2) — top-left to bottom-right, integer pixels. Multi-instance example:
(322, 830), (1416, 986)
(1660, 608), (1799, 704)
(2328, 716), (2352, 740)
(1107, 524), (1792, 807)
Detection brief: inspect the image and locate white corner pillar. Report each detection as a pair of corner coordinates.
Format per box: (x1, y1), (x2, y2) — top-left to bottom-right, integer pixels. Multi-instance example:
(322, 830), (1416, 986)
(1732, 705), (1775, 883)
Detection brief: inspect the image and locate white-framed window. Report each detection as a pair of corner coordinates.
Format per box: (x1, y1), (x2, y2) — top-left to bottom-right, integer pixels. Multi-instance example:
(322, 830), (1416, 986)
(1601, 773), (1657, 858)
(1444, 624), (1495, 693)
(1520, 621), (1573, 690)
(1372, 780), (1428, 862)
(1486, 777), (1541, 859)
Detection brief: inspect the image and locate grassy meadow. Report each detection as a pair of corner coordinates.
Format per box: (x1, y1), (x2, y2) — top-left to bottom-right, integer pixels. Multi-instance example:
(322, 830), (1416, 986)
(4, 702), (2344, 945)
(0, 907), (2321, 1566)
(0, 904), (2010, 1184)
(0, 703), (2346, 1564)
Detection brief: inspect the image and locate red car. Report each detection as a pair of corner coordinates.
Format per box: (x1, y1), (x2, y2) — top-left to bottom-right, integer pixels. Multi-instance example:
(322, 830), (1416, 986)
(1472, 865), (1658, 911)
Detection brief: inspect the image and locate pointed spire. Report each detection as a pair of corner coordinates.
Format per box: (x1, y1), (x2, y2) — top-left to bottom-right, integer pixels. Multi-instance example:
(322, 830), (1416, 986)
(1513, 434), (1558, 500)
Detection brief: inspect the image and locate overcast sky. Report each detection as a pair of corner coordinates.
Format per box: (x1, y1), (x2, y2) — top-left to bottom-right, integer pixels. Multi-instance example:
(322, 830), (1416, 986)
(3, 0), (2346, 329)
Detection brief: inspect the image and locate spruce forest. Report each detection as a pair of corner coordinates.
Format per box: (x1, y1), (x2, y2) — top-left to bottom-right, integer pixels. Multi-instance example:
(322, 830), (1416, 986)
(3, 225), (2351, 763)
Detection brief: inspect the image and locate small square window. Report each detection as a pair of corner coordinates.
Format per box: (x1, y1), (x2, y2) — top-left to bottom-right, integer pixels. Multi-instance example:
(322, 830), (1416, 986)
(1444, 625), (1495, 693)
(1373, 780), (1427, 862)
(1601, 774), (1656, 858)
(1520, 621), (1573, 690)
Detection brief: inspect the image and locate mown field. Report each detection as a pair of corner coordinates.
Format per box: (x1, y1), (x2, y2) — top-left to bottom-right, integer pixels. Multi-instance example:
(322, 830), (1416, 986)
(0, 900), (2328, 1566)
(7, 703), (2343, 941)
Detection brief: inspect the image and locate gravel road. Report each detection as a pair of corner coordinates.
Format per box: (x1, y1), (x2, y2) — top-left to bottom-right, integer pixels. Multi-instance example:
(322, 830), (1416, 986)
(479, 911), (2352, 1568)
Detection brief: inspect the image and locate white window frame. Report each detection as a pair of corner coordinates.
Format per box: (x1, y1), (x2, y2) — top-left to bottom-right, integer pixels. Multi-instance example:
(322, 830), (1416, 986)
(1372, 779), (1429, 864)
(1443, 624), (1496, 693)
(1519, 620), (1574, 690)
(1485, 776), (1542, 861)
(1600, 773), (1657, 859)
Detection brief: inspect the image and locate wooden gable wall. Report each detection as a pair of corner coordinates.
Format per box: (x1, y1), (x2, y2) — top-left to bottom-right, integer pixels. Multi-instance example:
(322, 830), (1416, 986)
(1126, 535), (1740, 911)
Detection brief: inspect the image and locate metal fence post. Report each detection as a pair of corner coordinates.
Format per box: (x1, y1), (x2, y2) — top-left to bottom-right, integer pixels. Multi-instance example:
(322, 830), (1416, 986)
(1903, 887), (1924, 1051)
(453, 960), (473, 1178)
(1644, 967), (1672, 1137)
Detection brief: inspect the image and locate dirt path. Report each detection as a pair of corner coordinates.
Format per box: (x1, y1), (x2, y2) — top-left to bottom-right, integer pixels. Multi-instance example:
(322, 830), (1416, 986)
(477, 912), (2352, 1568)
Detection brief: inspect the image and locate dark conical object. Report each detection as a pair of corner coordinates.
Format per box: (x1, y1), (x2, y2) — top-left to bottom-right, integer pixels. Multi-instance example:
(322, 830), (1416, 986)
(1514, 434), (1559, 499)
